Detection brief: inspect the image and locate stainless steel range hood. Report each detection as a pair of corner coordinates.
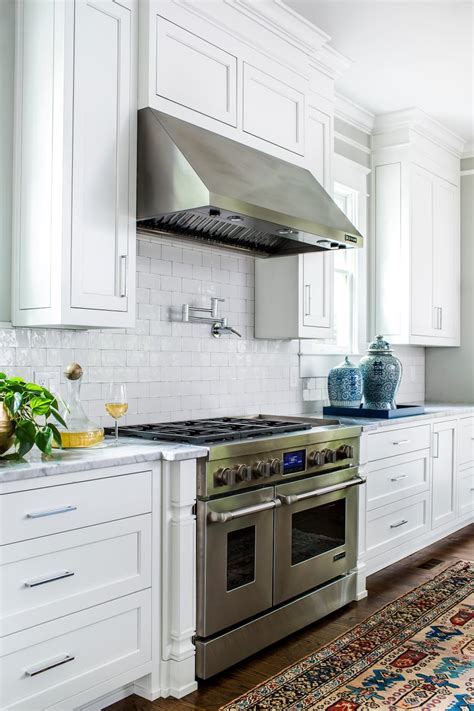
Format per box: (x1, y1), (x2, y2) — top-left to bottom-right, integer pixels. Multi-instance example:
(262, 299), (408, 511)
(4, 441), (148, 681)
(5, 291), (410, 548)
(137, 108), (363, 256)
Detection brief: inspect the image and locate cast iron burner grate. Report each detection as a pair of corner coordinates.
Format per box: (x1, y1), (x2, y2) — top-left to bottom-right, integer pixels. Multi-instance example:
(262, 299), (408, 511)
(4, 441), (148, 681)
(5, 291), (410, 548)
(105, 416), (312, 445)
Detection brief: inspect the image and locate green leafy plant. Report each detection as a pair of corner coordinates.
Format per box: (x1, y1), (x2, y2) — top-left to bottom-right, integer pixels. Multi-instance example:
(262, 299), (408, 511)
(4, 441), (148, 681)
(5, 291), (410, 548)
(0, 373), (67, 458)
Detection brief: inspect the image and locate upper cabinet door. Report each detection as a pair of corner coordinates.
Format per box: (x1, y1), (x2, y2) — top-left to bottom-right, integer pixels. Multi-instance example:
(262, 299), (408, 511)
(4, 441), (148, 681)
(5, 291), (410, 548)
(71, 0), (134, 313)
(155, 18), (237, 126)
(410, 165), (436, 338)
(302, 253), (332, 330)
(243, 63), (304, 155)
(433, 177), (460, 340)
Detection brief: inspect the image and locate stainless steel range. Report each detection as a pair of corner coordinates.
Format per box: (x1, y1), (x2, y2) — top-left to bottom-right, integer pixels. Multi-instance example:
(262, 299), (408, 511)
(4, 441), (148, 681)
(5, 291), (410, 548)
(112, 415), (364, 679)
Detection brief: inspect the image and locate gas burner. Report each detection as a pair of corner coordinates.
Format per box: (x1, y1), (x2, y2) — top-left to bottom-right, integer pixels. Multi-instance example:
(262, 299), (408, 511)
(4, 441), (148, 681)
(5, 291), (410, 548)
(106, 416), (312, 445)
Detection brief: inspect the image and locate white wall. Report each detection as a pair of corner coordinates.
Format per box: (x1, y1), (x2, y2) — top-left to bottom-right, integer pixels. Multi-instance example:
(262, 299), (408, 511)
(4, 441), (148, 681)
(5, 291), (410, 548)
(0, 0), (14, 323)
(426, 168), (474, 402)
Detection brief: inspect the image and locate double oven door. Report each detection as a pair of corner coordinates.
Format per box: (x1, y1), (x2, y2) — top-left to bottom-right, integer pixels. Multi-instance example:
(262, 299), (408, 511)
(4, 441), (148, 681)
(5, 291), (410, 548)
(196, 467), (362, 639)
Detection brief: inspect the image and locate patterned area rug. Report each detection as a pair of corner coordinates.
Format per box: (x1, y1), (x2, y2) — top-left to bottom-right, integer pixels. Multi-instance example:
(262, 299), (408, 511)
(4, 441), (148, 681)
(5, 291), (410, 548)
(220, 561), (474, 710)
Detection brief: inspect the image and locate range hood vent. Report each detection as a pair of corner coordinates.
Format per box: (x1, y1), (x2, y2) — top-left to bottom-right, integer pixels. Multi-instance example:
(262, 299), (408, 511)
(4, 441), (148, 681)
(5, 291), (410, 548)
(137, 108), (363, 256)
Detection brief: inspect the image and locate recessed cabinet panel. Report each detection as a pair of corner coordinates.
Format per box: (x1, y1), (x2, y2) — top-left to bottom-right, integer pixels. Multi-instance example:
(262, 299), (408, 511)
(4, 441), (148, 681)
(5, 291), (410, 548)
(432, 420), (457, 529)
(155, 17), (237, 126)
(307, 107), (331, 188)
(410, 166), (435, 338)
(71, 0), (132, 312)
(243, 63), (304, 154)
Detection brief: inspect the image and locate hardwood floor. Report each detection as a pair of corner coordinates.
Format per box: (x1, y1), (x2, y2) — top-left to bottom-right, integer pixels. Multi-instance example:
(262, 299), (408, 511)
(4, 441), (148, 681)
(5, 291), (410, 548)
(107, 524), (474, 711)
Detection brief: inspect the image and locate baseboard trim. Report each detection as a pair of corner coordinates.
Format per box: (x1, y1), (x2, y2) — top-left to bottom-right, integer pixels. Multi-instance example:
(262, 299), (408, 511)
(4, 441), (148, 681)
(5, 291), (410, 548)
(76, 684), (134, 711)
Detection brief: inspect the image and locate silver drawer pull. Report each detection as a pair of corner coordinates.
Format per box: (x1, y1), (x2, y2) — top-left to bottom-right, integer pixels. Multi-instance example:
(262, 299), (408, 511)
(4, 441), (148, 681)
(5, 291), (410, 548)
(25, 654), (75, 677)
(278, 476), (366, 506)
(208, 498), (281, 524)
(391, 475), (408, 482)
(390, 519), (408, 529)
(393, 440), (410, 446)
(24, 571), (74, 588)
(26, 505), (77, 519)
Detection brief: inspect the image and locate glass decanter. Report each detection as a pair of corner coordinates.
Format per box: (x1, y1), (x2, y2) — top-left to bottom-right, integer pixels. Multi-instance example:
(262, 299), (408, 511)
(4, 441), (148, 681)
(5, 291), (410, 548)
(56, 363), (104, 448)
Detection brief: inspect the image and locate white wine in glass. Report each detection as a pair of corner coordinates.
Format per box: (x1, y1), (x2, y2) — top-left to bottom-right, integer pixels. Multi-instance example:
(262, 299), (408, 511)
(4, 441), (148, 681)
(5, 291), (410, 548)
(105, 383), (128, 445)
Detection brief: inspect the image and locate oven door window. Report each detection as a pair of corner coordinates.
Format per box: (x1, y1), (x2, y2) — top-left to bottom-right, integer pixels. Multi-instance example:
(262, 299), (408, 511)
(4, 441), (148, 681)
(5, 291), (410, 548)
(227, 526), (256, 591)
(291, 499), (345, 566)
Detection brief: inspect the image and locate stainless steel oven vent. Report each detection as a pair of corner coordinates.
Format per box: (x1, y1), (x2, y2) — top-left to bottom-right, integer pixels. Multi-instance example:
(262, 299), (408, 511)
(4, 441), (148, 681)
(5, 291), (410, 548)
(137, 108), (363, 256)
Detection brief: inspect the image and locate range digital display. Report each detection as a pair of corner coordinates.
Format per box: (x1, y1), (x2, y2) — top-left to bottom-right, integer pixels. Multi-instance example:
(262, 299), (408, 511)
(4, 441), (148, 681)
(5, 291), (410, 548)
(283, 449), (306, 474)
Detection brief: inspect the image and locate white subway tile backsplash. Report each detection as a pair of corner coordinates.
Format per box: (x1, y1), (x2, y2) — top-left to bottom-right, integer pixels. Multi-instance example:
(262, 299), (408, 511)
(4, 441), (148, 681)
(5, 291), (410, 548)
(0, 235), (425, 427)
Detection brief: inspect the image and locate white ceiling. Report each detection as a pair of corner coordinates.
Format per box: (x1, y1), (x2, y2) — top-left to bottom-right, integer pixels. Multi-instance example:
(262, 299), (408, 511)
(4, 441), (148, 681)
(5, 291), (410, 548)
(287, 0), (474, 144)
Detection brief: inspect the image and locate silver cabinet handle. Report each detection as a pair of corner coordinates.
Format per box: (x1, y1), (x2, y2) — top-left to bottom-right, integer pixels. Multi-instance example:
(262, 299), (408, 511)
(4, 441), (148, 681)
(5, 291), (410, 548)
(278, 476), (366, 506)
(433, 431), (440, 458)
(304, 284), (311, 316)
(26, 505), (77, 519)
(24, 571), (74, 588)
(439, 307), (443, 331)
(119, 255), (127, 297)
(25, 654), (75, 677)
(392, 440), (410, 446)
(390, 475), (408, 482)
(207, 498), (281, 523)
(390, 519), (408, 529)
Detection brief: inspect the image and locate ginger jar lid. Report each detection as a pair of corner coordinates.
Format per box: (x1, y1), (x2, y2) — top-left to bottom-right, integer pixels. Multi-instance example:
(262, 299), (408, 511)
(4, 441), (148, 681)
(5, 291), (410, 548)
(367, 335), (393, 354)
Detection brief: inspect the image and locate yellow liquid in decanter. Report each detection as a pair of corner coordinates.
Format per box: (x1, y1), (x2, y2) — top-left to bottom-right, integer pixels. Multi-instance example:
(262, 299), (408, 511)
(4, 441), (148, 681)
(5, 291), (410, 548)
(53, 363), (104, 448)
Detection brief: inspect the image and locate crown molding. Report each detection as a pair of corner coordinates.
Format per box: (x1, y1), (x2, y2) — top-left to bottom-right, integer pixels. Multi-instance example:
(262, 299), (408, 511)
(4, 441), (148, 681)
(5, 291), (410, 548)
(310, 45), (352, 80)
(373, 108), (465, 157)
(462, 142), (474, 159)
(335, 93), (375, 134)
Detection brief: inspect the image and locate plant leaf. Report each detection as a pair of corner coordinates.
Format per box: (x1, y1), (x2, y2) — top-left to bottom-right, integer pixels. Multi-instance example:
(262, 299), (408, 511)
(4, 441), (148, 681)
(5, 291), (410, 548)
(35, 427), (53, 455)
(26, 383), (44, 393)
(48, 422), (63, 448)
(15, 419), (36, 443)
(0, 372), (6, 380)
(30, 397), (52, 416)
(50, 408), (67, 428)
(17, 437), (34, 458)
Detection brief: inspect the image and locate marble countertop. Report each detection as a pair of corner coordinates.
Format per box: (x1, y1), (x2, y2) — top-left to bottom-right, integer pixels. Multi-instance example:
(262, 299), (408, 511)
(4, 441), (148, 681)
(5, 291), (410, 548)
(296, 403), (474, 432)
(0, 437), (209, 485)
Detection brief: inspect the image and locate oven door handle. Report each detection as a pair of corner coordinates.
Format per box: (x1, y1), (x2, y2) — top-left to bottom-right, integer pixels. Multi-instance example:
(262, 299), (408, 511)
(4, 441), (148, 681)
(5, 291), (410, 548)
(207, 498), (281, 523)
(277, 476), (366, 506)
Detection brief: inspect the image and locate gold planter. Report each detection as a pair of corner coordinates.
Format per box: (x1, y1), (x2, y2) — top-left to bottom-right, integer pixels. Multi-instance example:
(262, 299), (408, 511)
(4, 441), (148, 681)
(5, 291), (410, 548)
(0, 403), (15, 454)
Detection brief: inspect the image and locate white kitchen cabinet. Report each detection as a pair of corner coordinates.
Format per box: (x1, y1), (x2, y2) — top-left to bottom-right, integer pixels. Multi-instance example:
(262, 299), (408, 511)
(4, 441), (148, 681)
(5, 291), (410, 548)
(12, 0), (137, 328)
(255, 253), (333, 339)
(372, 111), (461, 346)
(243, 63), (305, 155)
(431, 420), (457, 529)
(154, 17), (237, 126)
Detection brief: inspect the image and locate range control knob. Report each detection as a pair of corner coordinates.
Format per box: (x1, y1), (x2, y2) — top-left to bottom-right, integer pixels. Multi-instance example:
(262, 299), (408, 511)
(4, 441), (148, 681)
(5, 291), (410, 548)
(253, 460), (272, 478)
(337, 444), (354, 460)
(323, 448), (337, 464)
(270, 458), (282, 475)
(234, 464), (253, 482)
(308, 450), (323, 467)
(215, 467), (235, 486)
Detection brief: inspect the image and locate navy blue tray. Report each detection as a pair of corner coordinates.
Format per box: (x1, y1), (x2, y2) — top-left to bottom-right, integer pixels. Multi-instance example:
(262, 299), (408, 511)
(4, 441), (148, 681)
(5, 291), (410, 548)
(322, 404), (425, 419)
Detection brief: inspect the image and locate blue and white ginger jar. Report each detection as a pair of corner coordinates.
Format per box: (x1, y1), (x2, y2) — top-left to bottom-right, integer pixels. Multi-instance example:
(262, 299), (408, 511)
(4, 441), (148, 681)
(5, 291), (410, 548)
(327, 356), (362, 408)
(359, 335), (402, 410)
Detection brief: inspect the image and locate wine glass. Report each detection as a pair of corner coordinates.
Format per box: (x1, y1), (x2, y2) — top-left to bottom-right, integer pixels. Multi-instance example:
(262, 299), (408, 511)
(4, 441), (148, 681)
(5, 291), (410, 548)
(105, 383), (128, 445)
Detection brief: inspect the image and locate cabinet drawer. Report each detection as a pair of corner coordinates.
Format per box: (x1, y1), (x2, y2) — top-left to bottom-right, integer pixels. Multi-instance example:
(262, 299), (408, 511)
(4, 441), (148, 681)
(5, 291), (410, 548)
(0, 471), (152, 545)
(1, 515), (151, 637)
(459, 417), (474, 466)
(458, 468), (474, 517)
(155, 17), (237, 126)
(366, 493), (429, 559)
(243, 63), (304, 154)
(367, 424), (431, 462)
(366, 450), (430, 510)
(0, 590), (151, 711)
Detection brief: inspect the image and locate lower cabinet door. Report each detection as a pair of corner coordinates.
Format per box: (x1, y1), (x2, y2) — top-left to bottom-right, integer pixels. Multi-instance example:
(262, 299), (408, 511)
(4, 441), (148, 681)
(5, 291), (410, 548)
(1, 515), (152, 636)
(432, 420), (457, 529)
(458, 468), (474, 518)
(366, 493), (430, 560)
(0, 590), (151, 711)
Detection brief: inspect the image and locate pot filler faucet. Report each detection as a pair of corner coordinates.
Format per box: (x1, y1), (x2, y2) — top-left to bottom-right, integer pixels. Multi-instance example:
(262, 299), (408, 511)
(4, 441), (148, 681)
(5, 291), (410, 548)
(182, 297), (242, 338)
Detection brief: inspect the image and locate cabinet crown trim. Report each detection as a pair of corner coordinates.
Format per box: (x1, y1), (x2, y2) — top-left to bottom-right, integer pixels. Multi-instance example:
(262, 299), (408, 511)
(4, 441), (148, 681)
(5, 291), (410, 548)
(373, 108), (466, 157)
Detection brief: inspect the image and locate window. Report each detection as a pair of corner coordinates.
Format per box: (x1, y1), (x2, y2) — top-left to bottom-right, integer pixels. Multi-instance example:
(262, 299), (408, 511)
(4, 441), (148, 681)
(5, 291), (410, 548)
(333, 184), (359, 353)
